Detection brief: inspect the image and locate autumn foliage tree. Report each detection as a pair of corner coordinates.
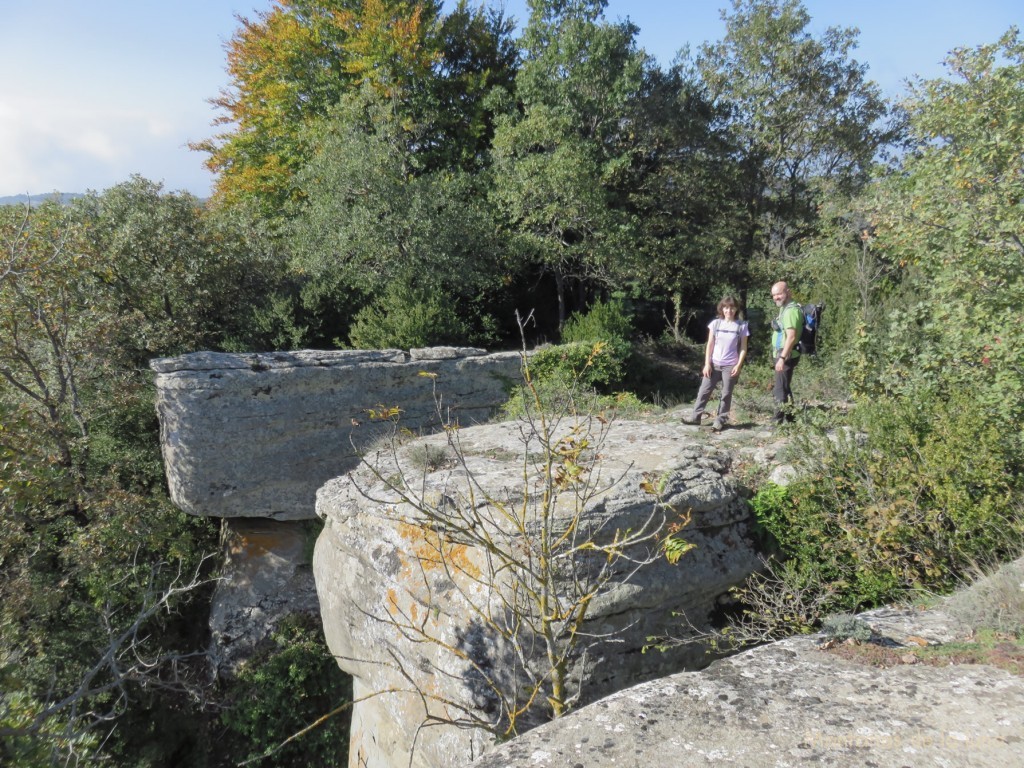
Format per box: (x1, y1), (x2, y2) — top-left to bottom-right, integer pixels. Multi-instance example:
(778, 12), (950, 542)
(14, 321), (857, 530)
(197, 0), (516, 216)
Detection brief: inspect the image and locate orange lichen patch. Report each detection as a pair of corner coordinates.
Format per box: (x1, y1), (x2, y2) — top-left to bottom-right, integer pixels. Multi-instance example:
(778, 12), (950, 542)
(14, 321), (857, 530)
(224, 522), (302, 560)
(396, 521), (481, 580)
(386, 588), (400, 616)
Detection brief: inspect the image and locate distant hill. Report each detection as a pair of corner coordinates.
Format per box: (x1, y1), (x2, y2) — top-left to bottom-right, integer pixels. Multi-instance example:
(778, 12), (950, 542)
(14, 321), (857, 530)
(0, 192), (85, 207)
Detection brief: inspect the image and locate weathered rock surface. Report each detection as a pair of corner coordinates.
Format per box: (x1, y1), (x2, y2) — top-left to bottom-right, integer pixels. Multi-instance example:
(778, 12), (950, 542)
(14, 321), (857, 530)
(466, 604), (1024, 768)
(151, 348), (521, 521)
(314, 418), (764, 768)
(207, 518), (321, 675)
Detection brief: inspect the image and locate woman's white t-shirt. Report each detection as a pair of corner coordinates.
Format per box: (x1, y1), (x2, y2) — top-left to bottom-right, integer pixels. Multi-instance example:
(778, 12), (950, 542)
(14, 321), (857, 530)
(708, 319), (750, 368)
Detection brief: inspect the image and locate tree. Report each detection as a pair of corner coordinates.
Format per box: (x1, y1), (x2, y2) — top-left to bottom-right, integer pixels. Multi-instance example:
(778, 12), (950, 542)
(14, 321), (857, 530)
(490, 0), (656, 328)
(197, 0), (517, 217)
(194, 0), (361, 213)
(70, 178), (209, 363)
(0, 197), (219, 766)
(696, 0), (898, 269)
(858, 27), (1024, 423)
(0, 200), (99, 513)
(289, 89), (507, 347)
(601, 62), (745, 337)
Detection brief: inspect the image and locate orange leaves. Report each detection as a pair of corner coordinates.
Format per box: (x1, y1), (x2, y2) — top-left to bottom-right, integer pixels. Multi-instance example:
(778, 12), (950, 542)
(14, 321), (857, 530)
(200, 1), (354, 207)
(198, 0), (447, 209)
(334, 0), (439, 97)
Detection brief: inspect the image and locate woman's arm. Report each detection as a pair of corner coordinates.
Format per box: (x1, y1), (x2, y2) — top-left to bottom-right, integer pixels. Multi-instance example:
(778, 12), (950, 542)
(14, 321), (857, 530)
(732, 332), (748, 377)
(703, 330), (715, 378)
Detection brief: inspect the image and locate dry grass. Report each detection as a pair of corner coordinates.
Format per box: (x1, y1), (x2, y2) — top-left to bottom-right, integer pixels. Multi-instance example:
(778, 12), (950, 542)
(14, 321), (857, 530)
(822, 630), (1024, 677)
(821, 557), (1024, 676)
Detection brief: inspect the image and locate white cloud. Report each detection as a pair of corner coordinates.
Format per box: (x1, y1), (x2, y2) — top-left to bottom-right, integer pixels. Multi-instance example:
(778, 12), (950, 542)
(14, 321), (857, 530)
(0, 96), (211, 195)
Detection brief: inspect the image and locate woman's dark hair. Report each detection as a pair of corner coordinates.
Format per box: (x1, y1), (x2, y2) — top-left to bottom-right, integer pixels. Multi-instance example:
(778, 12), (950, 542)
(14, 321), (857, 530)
(716, 295), (745, 320)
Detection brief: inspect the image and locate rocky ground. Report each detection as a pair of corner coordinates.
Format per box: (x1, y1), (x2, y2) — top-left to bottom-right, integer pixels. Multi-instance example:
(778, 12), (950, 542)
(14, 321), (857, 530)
(466, 595), (1024, 767)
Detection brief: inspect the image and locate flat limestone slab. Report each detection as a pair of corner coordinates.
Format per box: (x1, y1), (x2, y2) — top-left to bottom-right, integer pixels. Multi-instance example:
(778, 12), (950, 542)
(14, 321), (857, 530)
(467, 610), (1024, 768)
(151, 348), (521, 520)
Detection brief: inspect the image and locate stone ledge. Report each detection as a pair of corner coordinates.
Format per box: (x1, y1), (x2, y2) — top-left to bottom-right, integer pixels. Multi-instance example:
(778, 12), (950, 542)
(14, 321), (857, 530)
(150, 348), (409, 374)
(467, 605), (1024, 768)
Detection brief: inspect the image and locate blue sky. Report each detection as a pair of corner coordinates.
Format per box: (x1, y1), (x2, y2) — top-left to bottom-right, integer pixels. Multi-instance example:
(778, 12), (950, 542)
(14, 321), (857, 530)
(1, 0), (1019, 198)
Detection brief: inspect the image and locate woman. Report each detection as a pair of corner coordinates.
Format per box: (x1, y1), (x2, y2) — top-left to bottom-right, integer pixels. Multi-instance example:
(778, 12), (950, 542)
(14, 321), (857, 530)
(681, 295), (749, 431)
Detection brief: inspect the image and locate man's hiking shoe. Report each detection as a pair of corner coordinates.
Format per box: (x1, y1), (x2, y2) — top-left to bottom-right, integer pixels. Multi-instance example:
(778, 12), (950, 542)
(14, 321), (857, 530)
(711, 419), (725, 432)
(681, 413), (701, 425)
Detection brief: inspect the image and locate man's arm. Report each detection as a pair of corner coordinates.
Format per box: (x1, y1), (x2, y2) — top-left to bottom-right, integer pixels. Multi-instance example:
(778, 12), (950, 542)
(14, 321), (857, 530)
(774, 312), (799, 371)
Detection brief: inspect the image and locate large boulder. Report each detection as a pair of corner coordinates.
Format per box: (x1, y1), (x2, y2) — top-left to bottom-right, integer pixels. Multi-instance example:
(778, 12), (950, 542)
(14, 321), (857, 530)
(466, 604), (1024, 768)
(314, 418), (764, 768)
(151, 348), (521, 521)
(150, 346), (522, 680)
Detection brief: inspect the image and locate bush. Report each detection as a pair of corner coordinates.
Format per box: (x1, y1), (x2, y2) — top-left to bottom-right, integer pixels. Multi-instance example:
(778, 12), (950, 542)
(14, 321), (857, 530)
(943, 558), (1024, 638)
(561, 299), (633, 354)
(527, 341), (625, 391)
(821, 613), (873, 642)
(737, 391), (1024, 637)
(500, 381), (648, 420)
(525, 300), (634, 389)
(220, 614), (352, 768)
(348, 283), (470, 349)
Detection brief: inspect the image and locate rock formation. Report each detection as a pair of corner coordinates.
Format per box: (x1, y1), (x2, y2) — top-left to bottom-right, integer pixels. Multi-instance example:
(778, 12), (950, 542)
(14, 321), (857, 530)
(314, 418), (763, 768)
(150, 347), (522, 672)
(151, 347), (521, 521)
(465, 604), (1024, 768)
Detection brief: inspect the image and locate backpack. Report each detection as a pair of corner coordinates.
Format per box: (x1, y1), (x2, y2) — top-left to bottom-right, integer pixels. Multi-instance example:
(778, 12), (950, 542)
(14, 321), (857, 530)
(797, 303), (824, 355)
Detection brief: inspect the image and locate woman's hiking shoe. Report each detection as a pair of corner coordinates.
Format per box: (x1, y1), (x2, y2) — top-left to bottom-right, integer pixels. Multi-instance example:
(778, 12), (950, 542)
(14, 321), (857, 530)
(711, 419), (725, 432)
(681, 413), (701, 425)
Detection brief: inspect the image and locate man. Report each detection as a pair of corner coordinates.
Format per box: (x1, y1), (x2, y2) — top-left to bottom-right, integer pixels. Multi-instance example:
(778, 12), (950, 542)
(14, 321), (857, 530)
(770, 281), (803, 425)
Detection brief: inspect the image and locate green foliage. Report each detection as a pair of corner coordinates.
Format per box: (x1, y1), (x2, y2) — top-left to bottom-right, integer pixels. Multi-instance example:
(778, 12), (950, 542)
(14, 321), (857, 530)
(289, 89), (508, 346)
(0, 688), (100, 768)
(500, 368), (648, 420)
(221, 614), (352, 768)
(745, 391), (1024, 627)
(0, 188), (229, 766)
(531, 298), (635, 389)
(855, 28), (1024, 436)
(661, 534), (696, 565)
(696, 0), (900, 266)
(749, 482), (797, 552)
(491, 1), (659, 326)
(561, 299), (632, 355)
(718, 31), (1024, 645)
(526, 342), (623, 391)
(347, 282), (472, 349)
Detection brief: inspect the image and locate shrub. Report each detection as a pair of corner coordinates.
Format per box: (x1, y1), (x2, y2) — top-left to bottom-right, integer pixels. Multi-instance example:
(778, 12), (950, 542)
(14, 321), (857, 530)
(943, 558), (1024, 638)
(348, 283), (470, 349)
(220, 614), (352, 768)
(821, 613), (873, 642)
(561, 299), (633, 355)
(736, 391), (1024, 638)
(527, 341), (625, 391)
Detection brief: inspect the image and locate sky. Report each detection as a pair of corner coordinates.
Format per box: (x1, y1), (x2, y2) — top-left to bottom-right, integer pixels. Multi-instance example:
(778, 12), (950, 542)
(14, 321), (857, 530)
(1, 0), (1019, 199)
